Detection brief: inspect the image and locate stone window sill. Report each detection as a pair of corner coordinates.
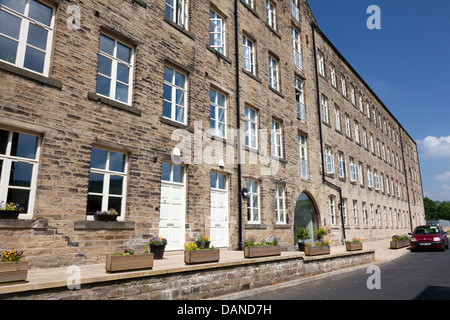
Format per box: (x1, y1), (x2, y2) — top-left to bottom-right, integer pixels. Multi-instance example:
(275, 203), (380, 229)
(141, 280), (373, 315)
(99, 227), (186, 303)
(0, 218), (48, 230)
(87, 92), (142, 116)
(0, 61), (62, 90)
(74, 220), (135, 230)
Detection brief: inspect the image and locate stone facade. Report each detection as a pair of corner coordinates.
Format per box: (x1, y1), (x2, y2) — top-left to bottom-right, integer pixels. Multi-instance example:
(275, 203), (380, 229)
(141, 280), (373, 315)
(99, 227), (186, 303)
(0, 0), (423, 268)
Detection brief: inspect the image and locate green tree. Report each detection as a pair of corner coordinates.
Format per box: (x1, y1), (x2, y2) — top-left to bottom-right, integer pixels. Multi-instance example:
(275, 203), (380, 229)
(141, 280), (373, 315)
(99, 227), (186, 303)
(438, 201), (450, 220)
(424, 197), (439, 220)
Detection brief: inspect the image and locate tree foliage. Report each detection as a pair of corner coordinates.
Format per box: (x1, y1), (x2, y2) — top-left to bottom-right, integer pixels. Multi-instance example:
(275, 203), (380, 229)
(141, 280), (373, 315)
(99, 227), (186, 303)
(424, 197), (450, 220)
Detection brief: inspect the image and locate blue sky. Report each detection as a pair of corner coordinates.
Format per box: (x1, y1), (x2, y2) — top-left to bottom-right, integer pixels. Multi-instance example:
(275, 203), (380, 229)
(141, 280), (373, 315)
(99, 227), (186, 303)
(307, 0), (450, 201)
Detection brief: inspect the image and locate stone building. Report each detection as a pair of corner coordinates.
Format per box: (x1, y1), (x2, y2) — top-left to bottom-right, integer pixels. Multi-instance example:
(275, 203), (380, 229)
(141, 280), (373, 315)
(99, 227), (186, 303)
(0, 0), (424, 268)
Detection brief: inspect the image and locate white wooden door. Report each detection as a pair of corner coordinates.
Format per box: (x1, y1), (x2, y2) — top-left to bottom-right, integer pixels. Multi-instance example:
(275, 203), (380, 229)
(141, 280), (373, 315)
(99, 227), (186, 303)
(159, 163), (186, 251)
(210, 173), (229, 248)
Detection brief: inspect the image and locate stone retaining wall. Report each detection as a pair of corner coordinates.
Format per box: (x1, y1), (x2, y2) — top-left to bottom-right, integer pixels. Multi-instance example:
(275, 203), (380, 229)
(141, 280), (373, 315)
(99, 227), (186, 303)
(1, 251), (375, 300)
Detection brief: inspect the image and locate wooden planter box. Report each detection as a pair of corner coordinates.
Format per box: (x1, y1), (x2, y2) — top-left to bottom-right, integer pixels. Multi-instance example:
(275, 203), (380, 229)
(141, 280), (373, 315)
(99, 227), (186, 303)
(0, 261), (28, 284)
(105, 253), (154, 272)
(304, 246), (330, 256)
(244, 245), (282, 258)
(390, 240), (410, 249)
(184, 249), (220, 265)
(346, 243), (363, 251)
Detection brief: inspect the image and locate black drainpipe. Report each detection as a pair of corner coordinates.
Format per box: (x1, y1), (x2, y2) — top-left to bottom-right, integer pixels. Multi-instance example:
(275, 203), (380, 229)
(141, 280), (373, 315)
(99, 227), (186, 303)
(235, 0), (243, 250)
(311, 22), (346, 242)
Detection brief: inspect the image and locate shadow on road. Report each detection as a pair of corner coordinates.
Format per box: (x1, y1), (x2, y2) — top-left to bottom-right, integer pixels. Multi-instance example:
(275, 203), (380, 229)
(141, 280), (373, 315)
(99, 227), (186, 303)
(414, 286), (450, 300)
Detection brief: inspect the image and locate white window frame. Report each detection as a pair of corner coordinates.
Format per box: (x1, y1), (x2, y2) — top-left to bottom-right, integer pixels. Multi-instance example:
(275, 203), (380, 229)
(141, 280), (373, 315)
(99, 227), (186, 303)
(318, 51), (325, 76)
(362, 202), (367, 226)
(271, 120), (283, 158)
(329, 196), (336, 225)
(345, 114), (351, 138)
(247, 179), (260, 224)
(349, 157), (357, 182)
(96, 34), (135, 105)
(266, 0), (276, 30)
(292, 26), (302, 70)
(341, 75), (347, 97)
(353, 200), (358, 225)
(0, 0), (56, 76)
(269, 55), (279, 90)
(210, 9), (225, 55)
(163, 66), (187, 124)
(242, 36), (255, 74)
(321, 95), (329, 123)
(87, 148), (128, 221)
(334, 107), (341, 131)
(0, 129), (41, 220)
(338, 152), (345, 178)
(330, 64), (336, 87)
(290, 0), (299, 21)
(244, 106), (258, 149)
(367, 166), (373, 188)
(275, 185), (286, 224)
(325, 146), (334, 174)
(299, 134), (309, 179)
(210, 89), (227, 138)
(295, 76), (306, 122)
(165, 0), (187, 29)
(354, 121), (360, 144)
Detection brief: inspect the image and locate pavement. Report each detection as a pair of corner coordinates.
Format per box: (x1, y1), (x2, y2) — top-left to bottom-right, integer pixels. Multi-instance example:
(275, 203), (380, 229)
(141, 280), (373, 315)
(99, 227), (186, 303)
(0, 237), (410, 297)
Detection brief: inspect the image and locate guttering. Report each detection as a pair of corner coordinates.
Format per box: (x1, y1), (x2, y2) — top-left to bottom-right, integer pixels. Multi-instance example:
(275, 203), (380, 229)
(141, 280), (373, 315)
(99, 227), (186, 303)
(235, 0), (243, 250)
(311, 22), (346, 242)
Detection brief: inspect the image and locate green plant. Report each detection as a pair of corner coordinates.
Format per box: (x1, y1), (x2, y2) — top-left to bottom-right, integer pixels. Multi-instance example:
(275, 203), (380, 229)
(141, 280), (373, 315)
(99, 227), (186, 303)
(306, 239), (330, 247)
(296, 226), (311, 241)
(392, 234), (409, 241)
(1, 249), (24, 262)
(242, 235), (258, 247)
(112, 248), (135, 256)
(196, 235), (210, 242)
(184, 242), (215, 251)
(316, 227), (328, 239)
(261, 236), (279, 246)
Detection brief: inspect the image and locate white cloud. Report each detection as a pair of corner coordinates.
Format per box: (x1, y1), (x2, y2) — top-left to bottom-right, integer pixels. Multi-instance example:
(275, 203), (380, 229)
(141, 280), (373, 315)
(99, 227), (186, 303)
(417, 135), (450, 158)
(434, 171), (450, 182)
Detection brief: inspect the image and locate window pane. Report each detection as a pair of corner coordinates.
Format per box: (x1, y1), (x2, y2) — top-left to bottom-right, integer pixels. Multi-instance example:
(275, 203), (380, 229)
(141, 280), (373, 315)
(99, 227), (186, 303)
(9, 162), (33, 187)
(0, 0), (26, 14)
(90, 148), (107, 170)
(163, 100), (172, 119)
(175, 106), (184, 123)
(23, 46), (45, 73)
(172, 164), (184, 183)
(28, 0), (52, 26)
(116, 42), (131, 63)
(175, 71), (185, 88)
(0, 129), (8, 154)
(108, 196), (122, 214)
(210, 172), (217, 189)
(27, 24), (48, 50)
(96, 75), (111, 97)
(116, 63), (130, 84)
(218, 174), (226, 190)
(6, 188), (30, 212)
(99, 34), (115, 56)
(164, 67), (173, 83)
(87, 195), (102, 215)
(0, 36), (18, 64)
(10, 132), (38, 159)
(88, 172), (104, 194)
(161, 162), (171, 181)
(97, 55), (112, 77)
(109, 175), (123, 195)
(115, 82), (129, 103)
(109, 152), (125, 172)
(0, 10), (21, 39)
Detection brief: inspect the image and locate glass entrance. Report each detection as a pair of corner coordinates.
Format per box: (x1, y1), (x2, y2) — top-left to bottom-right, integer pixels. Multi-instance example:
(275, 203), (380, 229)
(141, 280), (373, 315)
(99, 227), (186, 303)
(294, 192), (319, 245)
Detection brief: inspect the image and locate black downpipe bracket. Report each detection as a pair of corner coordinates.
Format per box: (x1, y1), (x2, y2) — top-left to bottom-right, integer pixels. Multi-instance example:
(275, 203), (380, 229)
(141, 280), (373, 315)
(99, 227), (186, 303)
(235, 0), (243, 250)
(311, 22), (346, 242)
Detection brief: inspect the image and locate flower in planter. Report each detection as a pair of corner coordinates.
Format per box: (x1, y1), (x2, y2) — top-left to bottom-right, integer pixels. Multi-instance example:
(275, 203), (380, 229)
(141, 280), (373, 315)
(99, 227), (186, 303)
(242, 235), (259, 247)
(306, 239), (330, 247)
(196, 235), (210, 242)
(1, 249), (24, 262)
(149, 236), (168, 246)
(95, 209), (119, 216)
(261, 236), (279, 246)
(0, 201), (24, 212)
(345, 238), (361, 244)
(392, 234), (409, 241)
(112, 248), (135, 256)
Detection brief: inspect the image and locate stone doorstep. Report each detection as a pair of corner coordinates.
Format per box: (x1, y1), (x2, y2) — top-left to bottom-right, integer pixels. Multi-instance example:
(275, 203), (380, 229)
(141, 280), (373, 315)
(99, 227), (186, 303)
(0, 249), (375, 296)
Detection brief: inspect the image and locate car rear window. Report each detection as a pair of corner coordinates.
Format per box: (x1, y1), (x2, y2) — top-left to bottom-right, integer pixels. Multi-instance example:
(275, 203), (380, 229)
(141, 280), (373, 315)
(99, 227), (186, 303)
(414, 226), (440, 234)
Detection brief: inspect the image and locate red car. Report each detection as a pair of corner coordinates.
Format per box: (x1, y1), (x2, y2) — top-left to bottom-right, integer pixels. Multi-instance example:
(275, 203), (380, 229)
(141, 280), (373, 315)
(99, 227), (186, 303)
(409, 225), (449, 252)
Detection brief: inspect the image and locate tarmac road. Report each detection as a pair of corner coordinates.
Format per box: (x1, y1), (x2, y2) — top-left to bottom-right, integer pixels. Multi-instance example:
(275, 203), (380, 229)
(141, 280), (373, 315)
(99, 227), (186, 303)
(242, 248), (450, 300)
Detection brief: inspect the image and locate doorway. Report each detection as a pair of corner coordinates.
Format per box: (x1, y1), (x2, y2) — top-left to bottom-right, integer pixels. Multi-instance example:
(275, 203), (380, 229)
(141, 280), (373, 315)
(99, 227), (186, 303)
(294, 192), (319, 244)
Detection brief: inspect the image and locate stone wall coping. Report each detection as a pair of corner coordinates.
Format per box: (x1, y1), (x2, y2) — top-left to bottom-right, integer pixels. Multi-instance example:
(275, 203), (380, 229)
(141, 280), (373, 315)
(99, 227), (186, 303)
(73, 220), (135, 230)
